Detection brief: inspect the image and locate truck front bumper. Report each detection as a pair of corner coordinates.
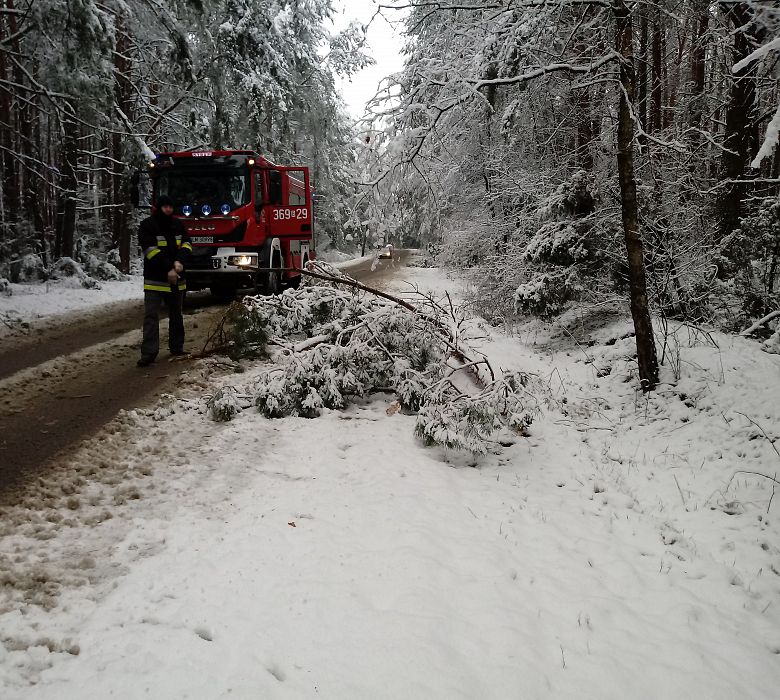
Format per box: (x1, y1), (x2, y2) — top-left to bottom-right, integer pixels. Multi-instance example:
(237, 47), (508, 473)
(186, 247), (258, 290)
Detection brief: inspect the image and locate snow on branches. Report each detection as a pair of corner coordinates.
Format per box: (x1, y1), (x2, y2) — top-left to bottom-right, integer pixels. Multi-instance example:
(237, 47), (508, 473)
(209, 264), (543, 454)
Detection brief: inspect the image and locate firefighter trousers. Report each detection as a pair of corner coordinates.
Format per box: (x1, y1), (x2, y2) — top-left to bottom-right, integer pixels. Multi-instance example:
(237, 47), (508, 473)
(141, 289), (184, 359)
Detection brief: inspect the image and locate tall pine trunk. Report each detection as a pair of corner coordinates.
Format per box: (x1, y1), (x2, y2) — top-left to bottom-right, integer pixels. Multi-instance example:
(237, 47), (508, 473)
(688, 1), (709, 155)
(0, 0), (19, 224)
(113, 15), (132, 273)
(637, 8), (649, 147)
(650, 8), (663, 133)
(719, 2), (766, 239)
(613, 0), (659, 391)
(55, 112), (78, 260)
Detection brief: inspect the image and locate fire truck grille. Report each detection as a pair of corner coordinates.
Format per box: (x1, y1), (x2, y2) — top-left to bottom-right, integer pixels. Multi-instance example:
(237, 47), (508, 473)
(187, 247), (219, 270)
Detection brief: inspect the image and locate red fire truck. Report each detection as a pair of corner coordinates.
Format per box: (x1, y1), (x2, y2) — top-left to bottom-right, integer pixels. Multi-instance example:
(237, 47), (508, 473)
(146, 150), (314, 297)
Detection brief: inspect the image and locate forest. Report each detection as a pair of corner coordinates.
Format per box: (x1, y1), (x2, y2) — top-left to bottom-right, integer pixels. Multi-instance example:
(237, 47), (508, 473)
(1, 1), (780, 390)
(0, 0), (370, 273)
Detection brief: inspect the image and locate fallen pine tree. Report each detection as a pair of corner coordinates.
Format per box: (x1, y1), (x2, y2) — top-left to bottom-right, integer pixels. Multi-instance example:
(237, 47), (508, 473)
(204, 262), (544, 454)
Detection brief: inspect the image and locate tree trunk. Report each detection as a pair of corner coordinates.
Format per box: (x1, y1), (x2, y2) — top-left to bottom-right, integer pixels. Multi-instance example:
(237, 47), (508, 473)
(613, 0), (659, 391)
(688, 2), (709, 152)
(482, 58), (497, 214)
(719, 2), (766, 239)
(666, 21), (686, 131)
(0, 0), (19, 222)
(637, 8), (649, 146)
(56, 117), (79, 260)
(113, 15), (132, 273)
(650, 8), (663, 133)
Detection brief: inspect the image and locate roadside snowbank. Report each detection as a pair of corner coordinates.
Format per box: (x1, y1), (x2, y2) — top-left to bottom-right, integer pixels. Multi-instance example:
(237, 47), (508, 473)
(0, 277), (141, 339)
(1, 266), (779, 699)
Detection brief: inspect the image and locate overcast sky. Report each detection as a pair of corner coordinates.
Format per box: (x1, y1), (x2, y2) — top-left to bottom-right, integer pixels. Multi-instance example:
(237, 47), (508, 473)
(331, 1), (407, 118)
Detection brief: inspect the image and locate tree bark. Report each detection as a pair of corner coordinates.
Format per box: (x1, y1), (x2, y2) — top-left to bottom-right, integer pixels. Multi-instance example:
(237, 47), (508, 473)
(0, 0), (19, 221)
(637, 8), (648, 145)
(613, 0), (659, 391)
(650, 8), (663, 133)
(688, 1), (709, 151)
(113, 15), (132, 272)
(719, 2), (766, 239)
(56, 115), (78, 260)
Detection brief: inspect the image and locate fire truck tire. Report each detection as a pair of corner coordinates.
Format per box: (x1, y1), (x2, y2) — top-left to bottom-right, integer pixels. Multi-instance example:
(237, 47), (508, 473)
(288, 255), (308, 289)
(259, 253), (282, 296)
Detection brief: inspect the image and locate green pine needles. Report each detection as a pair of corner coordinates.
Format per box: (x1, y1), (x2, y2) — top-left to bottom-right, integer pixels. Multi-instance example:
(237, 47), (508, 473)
(212, 266), (543, 454)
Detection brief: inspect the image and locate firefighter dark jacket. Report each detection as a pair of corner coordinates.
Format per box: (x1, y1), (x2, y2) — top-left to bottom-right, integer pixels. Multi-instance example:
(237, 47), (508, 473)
(139, 211), (193, 292)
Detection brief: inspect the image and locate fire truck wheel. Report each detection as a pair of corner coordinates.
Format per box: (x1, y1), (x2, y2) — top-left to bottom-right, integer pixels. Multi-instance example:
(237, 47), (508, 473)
(288, 256), (308, 289)
(258, 254), (282, 296)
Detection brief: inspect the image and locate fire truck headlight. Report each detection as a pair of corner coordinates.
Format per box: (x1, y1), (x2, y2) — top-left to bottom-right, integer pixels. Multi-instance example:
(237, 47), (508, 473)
(220, 203), (231, 215)
(182, 205), (193, 217)
(201, 204), (212, 216)
(228, 254), (257, 267)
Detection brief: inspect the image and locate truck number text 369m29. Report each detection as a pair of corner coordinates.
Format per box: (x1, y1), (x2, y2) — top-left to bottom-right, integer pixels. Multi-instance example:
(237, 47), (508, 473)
(272, 208), (308, 221)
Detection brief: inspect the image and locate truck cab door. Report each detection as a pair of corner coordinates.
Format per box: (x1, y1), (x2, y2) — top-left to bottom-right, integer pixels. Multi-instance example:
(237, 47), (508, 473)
(263, 167), (312, 239)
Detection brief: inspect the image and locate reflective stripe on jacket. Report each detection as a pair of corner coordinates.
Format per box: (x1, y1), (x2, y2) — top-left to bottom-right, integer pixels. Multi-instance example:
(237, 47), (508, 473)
(138, 212), (192, 293)
(144, 278), (187, 292)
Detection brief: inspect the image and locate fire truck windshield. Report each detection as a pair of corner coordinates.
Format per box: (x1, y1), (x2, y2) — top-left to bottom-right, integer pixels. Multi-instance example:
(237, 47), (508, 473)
(156, 169), (250, 214)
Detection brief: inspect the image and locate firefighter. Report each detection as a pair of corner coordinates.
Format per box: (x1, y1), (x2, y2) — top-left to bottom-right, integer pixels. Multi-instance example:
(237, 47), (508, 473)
(137, 194), (193, 366)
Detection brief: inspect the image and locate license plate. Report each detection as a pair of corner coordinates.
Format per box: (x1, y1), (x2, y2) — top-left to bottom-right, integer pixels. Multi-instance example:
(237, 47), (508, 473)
(191, 236), (213, 244)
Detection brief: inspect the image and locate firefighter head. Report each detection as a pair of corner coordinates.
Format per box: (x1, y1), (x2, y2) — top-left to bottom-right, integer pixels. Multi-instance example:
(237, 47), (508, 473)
(156, 195), (174, 217)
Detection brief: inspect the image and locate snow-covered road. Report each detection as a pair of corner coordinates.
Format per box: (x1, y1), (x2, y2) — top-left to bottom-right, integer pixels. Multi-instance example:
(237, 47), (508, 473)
(0, 256), (403, 496)
(1, 265), (779, 699)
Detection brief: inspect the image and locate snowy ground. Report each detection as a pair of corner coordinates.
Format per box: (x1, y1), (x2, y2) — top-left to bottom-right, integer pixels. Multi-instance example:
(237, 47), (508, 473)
(0, 276), (141, 340)
(1, 266), (779, 698)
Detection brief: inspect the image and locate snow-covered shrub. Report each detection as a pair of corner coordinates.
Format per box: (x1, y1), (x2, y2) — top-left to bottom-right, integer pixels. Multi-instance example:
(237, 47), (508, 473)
(15, 253), (46, 283)
(207, 386), (243, 422)
(514, 269), (579, 318)
(717, 200), (780, 320)
(524, 221), (591, 266)
(536, 169), (597, 219)
(50, 258), (100, 289)
(460, 169), (620, 323)
(0, 277), (11, 296)
(86, 255), (127, 281)
(106, 248), (122, 267)
(720, 201), (780, 284)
